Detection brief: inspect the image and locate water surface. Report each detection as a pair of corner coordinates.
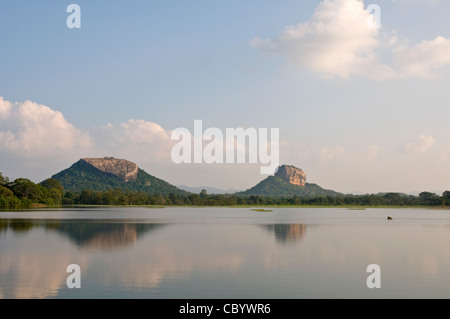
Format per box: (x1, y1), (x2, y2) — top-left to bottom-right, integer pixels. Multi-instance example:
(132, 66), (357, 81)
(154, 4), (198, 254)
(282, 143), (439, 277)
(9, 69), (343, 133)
(1, 207), (450, 298)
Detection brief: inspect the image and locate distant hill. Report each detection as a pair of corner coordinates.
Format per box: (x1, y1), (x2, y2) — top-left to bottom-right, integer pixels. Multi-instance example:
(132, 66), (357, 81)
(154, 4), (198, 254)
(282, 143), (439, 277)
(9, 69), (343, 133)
(237, 165), (342, 198)
(51, 158), (189, 196)
(178, 185), (241, 195)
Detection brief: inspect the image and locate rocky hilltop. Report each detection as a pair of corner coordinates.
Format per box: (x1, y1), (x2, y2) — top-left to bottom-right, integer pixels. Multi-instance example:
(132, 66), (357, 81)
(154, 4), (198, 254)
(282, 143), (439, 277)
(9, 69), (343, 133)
(238, 164), (341, 198)
(82, 157), (138, 182)
(275, 165), (306, 187)
(51, 158), (189, 195)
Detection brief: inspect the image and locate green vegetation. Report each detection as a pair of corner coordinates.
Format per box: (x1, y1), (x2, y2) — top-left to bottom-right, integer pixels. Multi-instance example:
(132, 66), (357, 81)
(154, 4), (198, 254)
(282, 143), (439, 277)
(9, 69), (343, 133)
(52, 159), (188, 196)
(0, 172), (63, 209)
(43, 189), (450, 207)
(1, 170), (450, 209)
(237, 175), (341, 197)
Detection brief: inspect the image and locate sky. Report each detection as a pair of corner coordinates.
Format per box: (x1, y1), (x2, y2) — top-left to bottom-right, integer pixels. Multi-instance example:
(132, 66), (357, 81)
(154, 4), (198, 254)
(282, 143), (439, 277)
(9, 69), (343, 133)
(1, 0), (450, 194)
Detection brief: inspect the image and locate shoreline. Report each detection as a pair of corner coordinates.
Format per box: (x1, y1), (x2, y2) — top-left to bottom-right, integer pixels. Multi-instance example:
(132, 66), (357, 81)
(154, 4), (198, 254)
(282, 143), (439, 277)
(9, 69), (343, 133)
(2, 204), (450, 211)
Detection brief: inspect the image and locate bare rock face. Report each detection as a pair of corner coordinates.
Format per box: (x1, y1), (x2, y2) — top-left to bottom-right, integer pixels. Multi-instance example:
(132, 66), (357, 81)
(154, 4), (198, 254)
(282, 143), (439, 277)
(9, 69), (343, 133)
(275, 165), (306, 187)
(82, 157), (139, 182)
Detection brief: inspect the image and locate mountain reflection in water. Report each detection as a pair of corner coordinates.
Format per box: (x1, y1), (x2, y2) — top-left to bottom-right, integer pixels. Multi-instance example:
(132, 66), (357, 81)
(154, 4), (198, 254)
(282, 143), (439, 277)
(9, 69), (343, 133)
(263, 224), (307, 243)
(3, 207), (450, 299)
(0, 219), (307, 248)
(0, 219), (166, 250)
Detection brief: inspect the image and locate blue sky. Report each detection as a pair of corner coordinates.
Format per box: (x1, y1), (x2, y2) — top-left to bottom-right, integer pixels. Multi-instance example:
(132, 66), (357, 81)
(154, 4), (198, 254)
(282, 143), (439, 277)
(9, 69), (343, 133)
(1, 0), (450, 194)
(1, 1), (319, 128)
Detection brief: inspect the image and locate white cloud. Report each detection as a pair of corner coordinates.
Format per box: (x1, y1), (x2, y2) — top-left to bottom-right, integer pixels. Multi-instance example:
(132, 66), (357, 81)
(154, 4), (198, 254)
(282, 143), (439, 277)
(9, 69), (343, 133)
(404, 135), (435, 152)
(0, 97), (91, 157)
(0, 98), (175, 163)
(0, 97), (11, 119)
(253, 0), (450, 80)
(253, 0), (379, 78)
(0, 98), (278, 182)
(0, 97), (183, 181)
(392, 36), (450, 79)
(119, 119), (171, 144)
(392, 0), (441, 3)
(94, 119), (174, 163)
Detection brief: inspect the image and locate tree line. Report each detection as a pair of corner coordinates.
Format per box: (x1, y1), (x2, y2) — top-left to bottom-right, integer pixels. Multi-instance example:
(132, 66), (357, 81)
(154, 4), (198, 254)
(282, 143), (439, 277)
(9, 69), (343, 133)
(0, 173), (64, 208)
(1, 172), (449, 209)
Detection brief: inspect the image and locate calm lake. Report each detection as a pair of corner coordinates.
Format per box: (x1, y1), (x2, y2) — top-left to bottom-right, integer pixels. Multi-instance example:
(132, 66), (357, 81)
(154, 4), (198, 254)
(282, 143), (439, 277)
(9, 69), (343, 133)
(1, 207), (450, 299)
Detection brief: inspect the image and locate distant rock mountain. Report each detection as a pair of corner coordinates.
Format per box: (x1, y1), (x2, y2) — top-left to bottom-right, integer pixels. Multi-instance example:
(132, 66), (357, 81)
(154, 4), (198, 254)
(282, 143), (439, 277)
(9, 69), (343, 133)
(275, 165), (306, 186)
(177, 185), (241, 195)
(237, 165), (341, 198)
(52, 157), (189, 196)
(82, 157), (138, 182)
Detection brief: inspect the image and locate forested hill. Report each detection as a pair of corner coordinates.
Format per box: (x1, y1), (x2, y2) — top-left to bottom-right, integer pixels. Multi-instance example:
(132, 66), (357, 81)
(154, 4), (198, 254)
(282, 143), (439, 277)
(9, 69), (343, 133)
(237, 175), (342, 198)
(51, 158), (189, 196)
(237, 165), (341, 198)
